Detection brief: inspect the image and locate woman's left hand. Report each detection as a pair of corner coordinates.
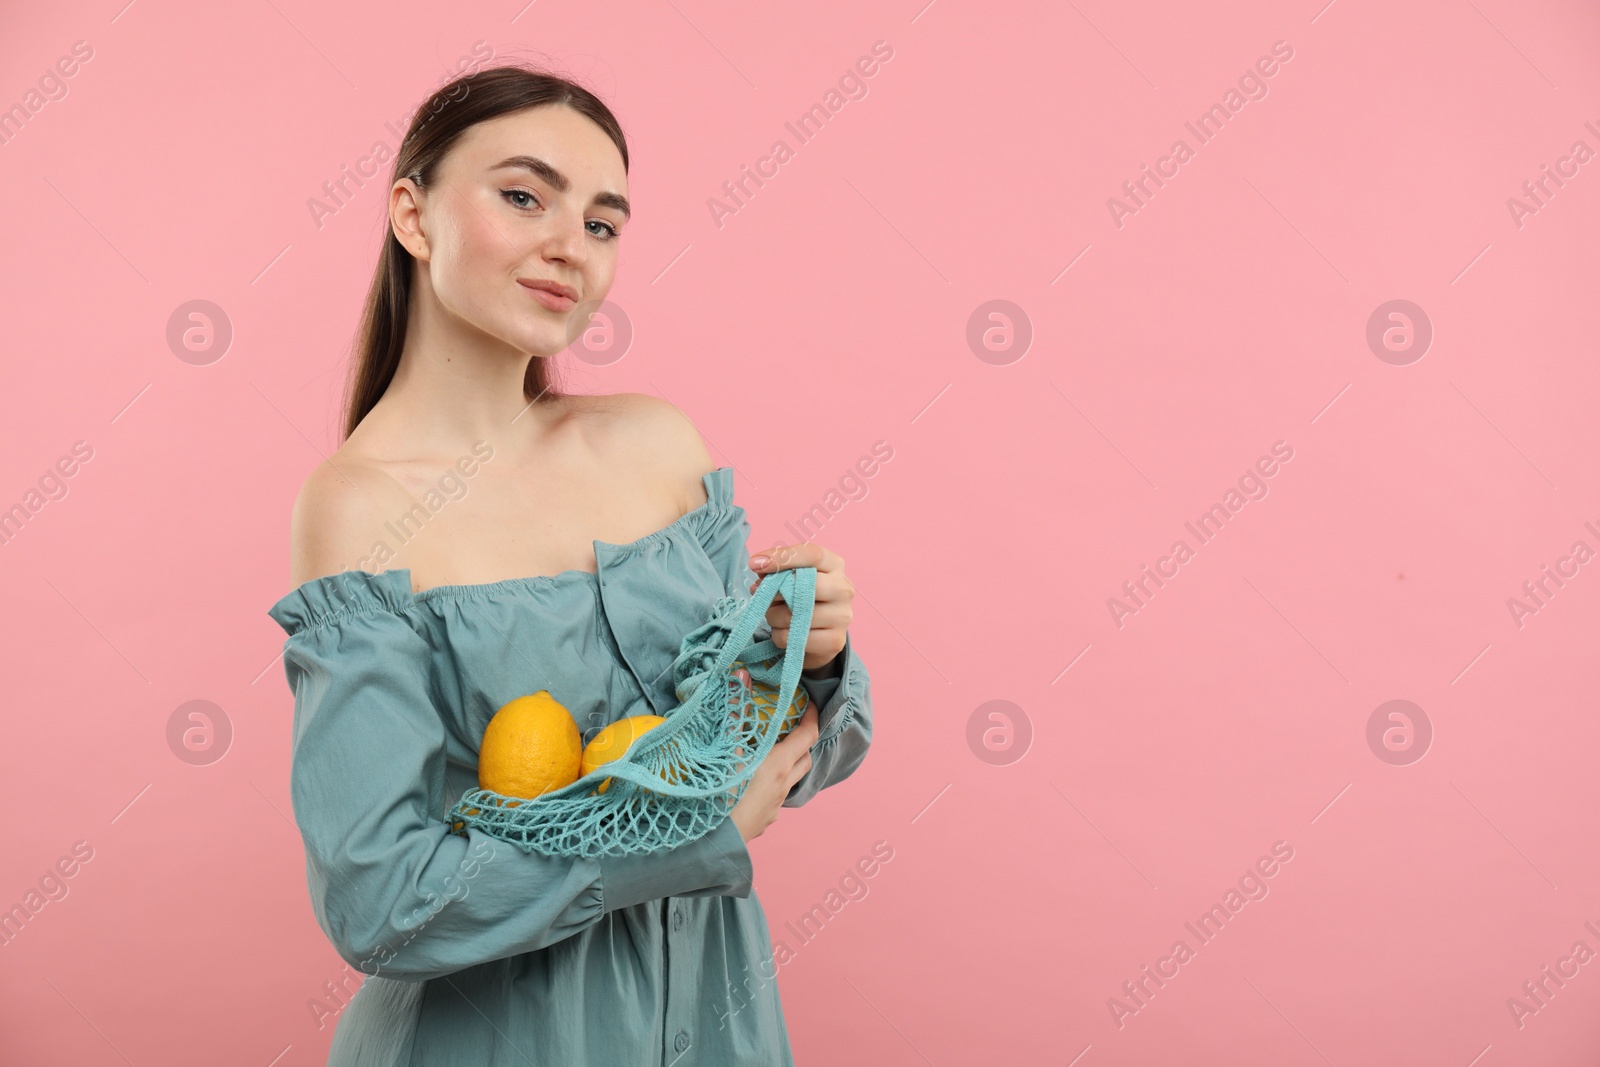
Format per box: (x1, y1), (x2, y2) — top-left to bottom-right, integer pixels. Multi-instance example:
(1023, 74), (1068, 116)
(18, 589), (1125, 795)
(748, 542), (853, 674)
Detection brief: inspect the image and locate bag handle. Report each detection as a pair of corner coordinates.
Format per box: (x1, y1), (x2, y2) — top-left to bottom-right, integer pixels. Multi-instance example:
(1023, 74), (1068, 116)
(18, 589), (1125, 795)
(714, 566), (815, 722)
(589, 565), (818, 799)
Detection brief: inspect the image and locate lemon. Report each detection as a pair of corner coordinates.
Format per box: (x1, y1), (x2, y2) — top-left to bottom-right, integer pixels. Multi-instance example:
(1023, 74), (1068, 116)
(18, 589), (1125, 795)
(477, 691), (583, 800)
(581, 714), (667, 794)
(747, 677), (807, 737)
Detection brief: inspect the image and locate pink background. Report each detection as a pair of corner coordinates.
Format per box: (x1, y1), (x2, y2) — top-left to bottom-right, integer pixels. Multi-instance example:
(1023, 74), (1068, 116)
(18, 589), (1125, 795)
(3, 0), (1599, 1063)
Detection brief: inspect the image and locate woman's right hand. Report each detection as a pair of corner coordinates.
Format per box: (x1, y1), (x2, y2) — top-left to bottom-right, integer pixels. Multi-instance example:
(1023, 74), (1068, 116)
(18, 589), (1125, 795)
(729, 699), (819, 843)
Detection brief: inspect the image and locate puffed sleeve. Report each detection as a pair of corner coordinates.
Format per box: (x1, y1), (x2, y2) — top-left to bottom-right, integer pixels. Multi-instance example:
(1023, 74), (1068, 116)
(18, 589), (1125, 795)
(691, 467), (874, 807)
(267, 573), (754, 984)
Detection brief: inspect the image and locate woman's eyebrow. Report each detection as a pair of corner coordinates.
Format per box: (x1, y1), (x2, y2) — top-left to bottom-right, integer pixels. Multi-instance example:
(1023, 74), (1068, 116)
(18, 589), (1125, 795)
(489, 154), (631, 219)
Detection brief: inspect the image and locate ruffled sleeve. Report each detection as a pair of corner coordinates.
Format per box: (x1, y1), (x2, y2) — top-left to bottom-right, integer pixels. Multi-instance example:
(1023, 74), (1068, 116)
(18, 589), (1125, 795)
(266, 569), (754, 983)
(690, 468), (874, 808)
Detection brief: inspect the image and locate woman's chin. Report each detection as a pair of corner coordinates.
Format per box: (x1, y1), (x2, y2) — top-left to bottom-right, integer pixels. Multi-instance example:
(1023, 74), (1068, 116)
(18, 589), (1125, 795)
(508, 323), (574, 359)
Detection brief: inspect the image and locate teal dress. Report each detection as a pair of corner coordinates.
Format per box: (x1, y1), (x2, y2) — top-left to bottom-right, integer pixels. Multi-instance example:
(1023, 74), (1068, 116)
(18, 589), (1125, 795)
(266, 466), (873, 1066)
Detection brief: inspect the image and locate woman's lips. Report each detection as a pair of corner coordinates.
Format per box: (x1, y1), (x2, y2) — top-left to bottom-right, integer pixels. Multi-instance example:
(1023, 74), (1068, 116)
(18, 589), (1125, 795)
(520, 281), (577, 311)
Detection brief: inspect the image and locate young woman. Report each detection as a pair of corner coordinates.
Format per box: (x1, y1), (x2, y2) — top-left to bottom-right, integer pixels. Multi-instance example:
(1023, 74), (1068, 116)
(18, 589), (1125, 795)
(266, 65), (874, 1065)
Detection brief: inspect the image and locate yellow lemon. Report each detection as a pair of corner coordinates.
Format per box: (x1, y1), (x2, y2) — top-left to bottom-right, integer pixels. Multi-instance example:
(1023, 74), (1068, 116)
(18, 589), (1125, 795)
(582, 714), (667, 794)
(477, 691), (583, 800)
(748, 677), (807, 737)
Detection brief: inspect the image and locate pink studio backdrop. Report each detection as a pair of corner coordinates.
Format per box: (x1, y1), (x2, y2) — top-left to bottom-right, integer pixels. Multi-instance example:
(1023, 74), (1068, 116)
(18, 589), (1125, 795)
(3, 0), (1599, 1063)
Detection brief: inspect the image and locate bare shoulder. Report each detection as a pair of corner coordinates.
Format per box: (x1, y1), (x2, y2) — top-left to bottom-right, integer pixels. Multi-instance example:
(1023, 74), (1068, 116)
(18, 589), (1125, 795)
(286, 453), (412, 588)
(585, 391), (718, 507)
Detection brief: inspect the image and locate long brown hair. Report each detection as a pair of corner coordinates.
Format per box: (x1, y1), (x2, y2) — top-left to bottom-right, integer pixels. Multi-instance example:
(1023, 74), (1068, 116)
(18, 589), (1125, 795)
(340, 63), (630, 442)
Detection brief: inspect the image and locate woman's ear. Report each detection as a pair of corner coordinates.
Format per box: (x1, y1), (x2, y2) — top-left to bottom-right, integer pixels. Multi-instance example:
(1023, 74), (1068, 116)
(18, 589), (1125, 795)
(390, 179), (430, 260)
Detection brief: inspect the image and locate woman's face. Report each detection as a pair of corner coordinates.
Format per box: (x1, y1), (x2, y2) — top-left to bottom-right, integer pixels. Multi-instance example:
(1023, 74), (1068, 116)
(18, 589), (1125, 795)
(395, 104), (630, 358)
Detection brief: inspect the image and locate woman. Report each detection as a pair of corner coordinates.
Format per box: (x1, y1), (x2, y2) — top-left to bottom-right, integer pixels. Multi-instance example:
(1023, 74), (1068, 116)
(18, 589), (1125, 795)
(266, 65), (874, 1065)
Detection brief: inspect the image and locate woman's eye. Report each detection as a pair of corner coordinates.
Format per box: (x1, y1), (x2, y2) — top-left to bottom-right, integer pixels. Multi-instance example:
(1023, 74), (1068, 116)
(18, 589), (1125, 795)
(588, 220), (621, 242)
(501, 189), (538, 210)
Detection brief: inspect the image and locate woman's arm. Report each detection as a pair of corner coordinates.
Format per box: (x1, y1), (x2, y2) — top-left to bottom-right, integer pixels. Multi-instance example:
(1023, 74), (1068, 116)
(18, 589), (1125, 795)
(685, 469), (875, 808)
(278, 604), (755, 983)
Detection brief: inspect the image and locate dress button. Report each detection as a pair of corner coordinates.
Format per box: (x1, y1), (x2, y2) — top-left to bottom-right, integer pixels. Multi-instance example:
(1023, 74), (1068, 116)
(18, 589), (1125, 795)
(674, 1031), (690, 1052)
(672, 907), (684, 931)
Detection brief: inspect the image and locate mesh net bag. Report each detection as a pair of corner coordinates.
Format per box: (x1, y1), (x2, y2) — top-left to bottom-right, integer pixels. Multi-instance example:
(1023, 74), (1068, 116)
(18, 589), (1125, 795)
(447, 565), (817, 858)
